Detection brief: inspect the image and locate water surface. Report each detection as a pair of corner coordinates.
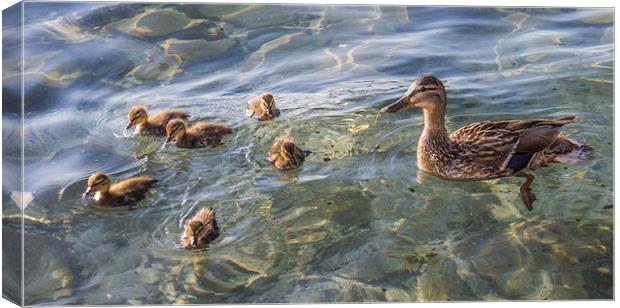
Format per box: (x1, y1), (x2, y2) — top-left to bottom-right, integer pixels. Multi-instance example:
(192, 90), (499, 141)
(1, 3), (613, 304)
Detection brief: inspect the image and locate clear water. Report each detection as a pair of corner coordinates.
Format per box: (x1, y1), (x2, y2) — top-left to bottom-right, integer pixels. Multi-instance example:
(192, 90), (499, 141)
(2, 3), (613, 304)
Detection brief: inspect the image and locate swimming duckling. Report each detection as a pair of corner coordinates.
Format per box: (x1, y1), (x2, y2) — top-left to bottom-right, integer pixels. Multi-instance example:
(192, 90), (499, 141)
(165, 119), (232, 148)
(246, 93), (280, 121)
(268, 136), (311, 170)
(126, 105), (190, 136)
(381, 75), (594, 210)
(181, 207), (220, 249)
(82, 172), (157, 207)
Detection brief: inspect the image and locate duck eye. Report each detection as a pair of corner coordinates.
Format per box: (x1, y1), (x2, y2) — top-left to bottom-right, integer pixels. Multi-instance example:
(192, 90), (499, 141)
(418, 87), (428, 92)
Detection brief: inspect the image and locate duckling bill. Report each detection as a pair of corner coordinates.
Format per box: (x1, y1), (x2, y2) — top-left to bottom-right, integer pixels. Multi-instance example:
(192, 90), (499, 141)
(181, 207), (220, 249)
(381, 75), (593, 211)
(126, 105), (190, 136)
(82, 172), (157, 207)
(164, 119), (232, 148)
(268, 136), (311, 170)
(247, 93), (280, 121)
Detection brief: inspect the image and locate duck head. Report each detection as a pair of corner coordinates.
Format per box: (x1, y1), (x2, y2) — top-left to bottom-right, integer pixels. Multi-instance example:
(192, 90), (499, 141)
(259, 93), (276, 116)
(186, 221), (203, 247)
(183, 220), (217, 249)
(164, 119), (187, 145)
(82, 172), (111, 199)
(126, 105), (148, 129)
(381, 75), (446, 114)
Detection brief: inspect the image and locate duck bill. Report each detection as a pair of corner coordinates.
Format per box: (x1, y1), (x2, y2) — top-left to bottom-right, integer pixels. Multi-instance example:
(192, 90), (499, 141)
(380, 95), (411, 113)
(164, 135), (175, 144)
(267, 108), (273, 116)
(125, 122), (134, 130)
(81, 187), (92, 200)
(190, 236), (197, 246)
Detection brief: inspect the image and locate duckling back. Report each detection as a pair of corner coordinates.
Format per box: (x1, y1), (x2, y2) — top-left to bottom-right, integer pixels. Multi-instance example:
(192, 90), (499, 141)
(183, 122), (232, 148)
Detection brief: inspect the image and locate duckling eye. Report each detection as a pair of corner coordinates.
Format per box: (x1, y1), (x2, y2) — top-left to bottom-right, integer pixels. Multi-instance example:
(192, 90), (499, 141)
(418, 87), (428, 92)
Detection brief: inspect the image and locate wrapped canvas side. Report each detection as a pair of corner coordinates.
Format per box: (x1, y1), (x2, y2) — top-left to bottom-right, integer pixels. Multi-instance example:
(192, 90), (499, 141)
(2, 1), (24, 307)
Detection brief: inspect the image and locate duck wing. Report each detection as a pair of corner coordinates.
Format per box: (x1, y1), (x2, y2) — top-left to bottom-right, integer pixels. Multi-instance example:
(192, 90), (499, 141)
(450, 116), (580, 172)
(109, 176), (157, 203)
(150, 110), (190, 126)
(189, 123), (232, 147)
(246, 97), (263, 118)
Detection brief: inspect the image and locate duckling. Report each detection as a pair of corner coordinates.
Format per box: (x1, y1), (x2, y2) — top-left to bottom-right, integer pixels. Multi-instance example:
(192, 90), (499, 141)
(268, 136), (311, 170)
(381, 75), (593, 211)
(82, 172), (157, 207)
(181, 207), (220, 249)
(246, 93), (280, 121)
(126, 105), (190, 136)
(165, 119), (232, 148)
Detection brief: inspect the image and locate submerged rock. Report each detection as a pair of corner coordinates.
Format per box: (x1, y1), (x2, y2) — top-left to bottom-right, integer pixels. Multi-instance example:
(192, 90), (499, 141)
(161, 37), (237, 63)
(123, 54), (183, 85)
(176, 4), (247, 21)
(74, 3), (147, 30)
(449, 219), (612, 300)
(102, 8), (228, 42)
(219, 5), (323, 29)
(3, 226), (77, 305)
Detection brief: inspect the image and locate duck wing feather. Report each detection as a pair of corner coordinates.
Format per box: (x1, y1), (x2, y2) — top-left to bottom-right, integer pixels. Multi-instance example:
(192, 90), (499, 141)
(150, 110), (190, 126)
(449, 116), (580, 172)
(109, 176), (157, 200)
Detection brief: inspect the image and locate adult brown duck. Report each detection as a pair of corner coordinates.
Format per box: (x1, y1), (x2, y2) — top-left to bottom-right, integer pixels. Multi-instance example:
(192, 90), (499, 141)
(381, 75), (593, 210)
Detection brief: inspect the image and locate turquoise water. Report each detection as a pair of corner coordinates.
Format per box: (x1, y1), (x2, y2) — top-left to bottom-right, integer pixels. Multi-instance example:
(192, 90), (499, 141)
(2, 3), (613, 304)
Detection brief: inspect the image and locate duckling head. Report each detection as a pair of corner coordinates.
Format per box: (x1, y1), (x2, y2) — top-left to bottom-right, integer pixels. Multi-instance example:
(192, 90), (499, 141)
(126, 105), (149, 129)
(184, 221), (205, 248)
(183, 220), (219, 248)
(381, 75), (446, 114)
(82, 172), (111, 199)
(165, 119), (187, 144)
(259, 93), (276, 116)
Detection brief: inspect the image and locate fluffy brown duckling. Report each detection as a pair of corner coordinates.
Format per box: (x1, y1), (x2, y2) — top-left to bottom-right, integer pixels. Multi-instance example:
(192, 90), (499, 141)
(246, 93), (280, 121)
(82, 172), (157, 207)
(268, 136), (311, 170)
(126, 105), (190, 136)
(181, 207), (220, 249)
(164, 119), (232, 148)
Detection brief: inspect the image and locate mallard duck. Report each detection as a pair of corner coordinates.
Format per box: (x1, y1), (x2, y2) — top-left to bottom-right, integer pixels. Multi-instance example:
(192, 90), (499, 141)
(164, 119), (232, 148)
(268, 136), (311, 170)
(126, 105), (190, 136)
(82, 172), (157, 207)
(381, 75), (593, 210)
(246, 93), (280, 121)
(181, 207), (220, 249)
